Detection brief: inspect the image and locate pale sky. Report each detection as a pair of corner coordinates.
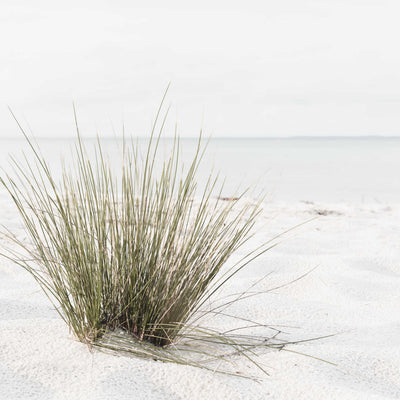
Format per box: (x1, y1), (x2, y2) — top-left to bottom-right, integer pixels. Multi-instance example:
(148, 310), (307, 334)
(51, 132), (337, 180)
(1, 0), (400, 138)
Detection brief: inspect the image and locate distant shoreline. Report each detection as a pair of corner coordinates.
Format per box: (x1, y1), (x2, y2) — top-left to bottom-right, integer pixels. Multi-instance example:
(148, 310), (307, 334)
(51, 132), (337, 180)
(1, 135), (400, 141)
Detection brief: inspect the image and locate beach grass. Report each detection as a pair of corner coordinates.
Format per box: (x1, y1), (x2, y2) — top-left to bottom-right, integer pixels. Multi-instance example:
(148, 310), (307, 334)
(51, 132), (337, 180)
(0, 95), (298, 377)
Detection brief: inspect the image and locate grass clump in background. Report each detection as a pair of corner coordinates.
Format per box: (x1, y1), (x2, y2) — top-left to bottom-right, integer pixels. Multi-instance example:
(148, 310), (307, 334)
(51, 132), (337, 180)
(0, 96), (300, 377)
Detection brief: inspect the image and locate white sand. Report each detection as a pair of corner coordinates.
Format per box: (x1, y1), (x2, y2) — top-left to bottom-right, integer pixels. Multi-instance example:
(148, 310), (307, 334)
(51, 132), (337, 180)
(1, 197), (400, 400)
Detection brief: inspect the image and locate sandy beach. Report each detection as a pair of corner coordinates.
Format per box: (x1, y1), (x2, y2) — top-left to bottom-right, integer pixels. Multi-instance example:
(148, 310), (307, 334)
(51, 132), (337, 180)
(1, 196), (399, 400)
(2, 0), (400, 398)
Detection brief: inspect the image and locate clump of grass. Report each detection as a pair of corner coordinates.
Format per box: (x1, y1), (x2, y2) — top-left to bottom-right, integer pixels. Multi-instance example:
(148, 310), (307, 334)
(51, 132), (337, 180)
(0, 96), (299, 377)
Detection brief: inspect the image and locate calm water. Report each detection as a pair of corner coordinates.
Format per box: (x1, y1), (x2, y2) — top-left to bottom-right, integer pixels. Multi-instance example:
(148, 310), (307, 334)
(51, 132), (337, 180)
(0, 137), (399, 204)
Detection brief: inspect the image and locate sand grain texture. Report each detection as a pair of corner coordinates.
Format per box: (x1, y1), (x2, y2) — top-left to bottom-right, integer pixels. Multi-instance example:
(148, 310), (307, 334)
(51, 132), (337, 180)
(1, 198), (400, 400)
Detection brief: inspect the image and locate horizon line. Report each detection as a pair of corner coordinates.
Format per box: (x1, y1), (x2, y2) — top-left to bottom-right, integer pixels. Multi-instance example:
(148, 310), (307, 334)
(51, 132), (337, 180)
(1, 134), (400, 140)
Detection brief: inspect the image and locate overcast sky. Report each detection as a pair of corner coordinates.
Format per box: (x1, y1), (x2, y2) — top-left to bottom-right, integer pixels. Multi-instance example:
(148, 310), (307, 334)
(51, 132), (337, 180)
(1, 0), (400, 138)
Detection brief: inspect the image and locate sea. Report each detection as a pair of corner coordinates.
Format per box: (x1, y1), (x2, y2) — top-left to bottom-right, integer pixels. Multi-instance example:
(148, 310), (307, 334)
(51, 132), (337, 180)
(0, 137), (399, 204)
